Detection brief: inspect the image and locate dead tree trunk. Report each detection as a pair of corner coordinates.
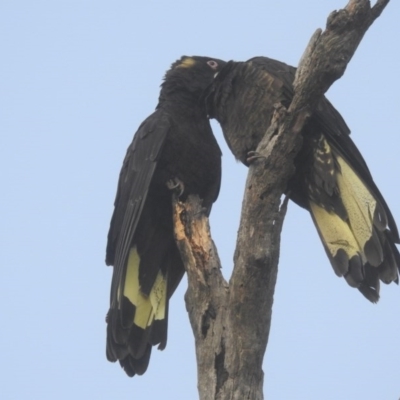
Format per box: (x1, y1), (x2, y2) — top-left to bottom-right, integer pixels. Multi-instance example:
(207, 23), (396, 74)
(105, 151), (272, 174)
(172, 1), (390, 399)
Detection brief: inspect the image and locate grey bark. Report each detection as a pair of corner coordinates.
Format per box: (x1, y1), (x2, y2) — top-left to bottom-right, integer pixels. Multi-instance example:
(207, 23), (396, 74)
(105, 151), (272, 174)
(171, 1), (390, 399)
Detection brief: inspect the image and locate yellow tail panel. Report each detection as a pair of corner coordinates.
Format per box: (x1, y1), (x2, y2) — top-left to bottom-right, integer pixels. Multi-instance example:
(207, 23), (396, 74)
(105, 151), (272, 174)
(310, 148), (384, 279)
(336, 156), (379, 261)
(310, 201), (361, 265)
(122, 247), (167, 329)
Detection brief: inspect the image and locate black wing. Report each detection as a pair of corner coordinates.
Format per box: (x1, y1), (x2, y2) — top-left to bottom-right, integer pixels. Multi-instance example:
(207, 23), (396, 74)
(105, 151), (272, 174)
(106, 109), (170, 306)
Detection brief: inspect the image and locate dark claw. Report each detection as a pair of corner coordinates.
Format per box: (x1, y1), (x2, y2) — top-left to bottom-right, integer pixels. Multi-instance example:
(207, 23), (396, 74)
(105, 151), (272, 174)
(166, 178), (185, 197)
(247, 151), (266, 164)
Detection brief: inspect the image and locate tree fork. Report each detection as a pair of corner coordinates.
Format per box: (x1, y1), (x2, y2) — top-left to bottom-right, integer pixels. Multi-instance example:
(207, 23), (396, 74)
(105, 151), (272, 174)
(172, 1), (390, 398)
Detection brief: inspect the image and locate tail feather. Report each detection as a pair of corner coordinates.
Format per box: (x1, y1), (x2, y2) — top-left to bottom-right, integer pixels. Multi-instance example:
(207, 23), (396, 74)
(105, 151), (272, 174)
(150, 313), (169, 349)
(358, 268), (380, 303)
(364, 229), (384, 267)
(119, 345), (152, 377)
(122, 247), (168, 333)
(309, 202), (362, 277)
(344, 256), (364, 287)
(336, 156), (384, 266)
(373, 202), (388, 231)
(309, 155), (399, 301)
(106, 246), (169, 375)
(106, 310), (129, 361)
(378, 231), (400, 284)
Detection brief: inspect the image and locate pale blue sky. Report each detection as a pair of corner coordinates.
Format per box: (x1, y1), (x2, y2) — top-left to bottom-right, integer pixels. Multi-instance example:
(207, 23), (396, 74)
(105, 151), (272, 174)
(1, 1), (399, 399)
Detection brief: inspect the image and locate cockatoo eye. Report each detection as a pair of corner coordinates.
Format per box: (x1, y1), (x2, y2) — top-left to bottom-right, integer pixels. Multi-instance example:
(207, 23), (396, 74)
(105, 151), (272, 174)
(207, 60), (219, 70)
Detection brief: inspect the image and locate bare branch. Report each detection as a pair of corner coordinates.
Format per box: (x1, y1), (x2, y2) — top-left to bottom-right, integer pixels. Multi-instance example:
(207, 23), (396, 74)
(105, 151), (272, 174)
(172, 195), (229, 400)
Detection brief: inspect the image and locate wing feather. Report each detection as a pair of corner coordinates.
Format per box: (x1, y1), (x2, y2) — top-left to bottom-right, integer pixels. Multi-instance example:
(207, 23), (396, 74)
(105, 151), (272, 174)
(106, 110), (170, 306)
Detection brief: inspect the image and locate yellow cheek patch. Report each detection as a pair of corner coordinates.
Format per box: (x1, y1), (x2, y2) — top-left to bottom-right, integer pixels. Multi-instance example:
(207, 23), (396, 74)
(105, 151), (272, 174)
(177, 57), (196, 68)
(122, 247), (167, 330)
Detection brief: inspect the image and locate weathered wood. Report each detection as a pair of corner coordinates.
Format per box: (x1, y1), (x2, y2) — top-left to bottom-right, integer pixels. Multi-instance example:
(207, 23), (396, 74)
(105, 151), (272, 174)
(172, 195), (228, 400)
(172, 1), (390, 399)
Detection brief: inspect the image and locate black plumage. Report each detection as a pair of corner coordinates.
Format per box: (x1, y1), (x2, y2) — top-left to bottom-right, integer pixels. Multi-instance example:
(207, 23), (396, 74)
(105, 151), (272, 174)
(106, 56), (225, 376)
(206, 56), (400, 302)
